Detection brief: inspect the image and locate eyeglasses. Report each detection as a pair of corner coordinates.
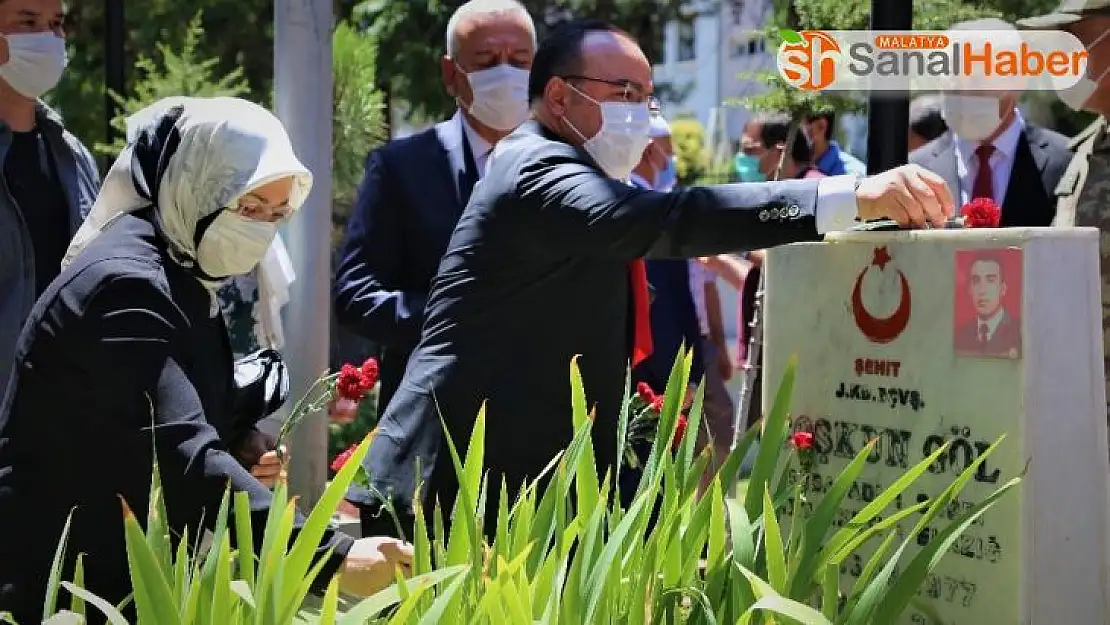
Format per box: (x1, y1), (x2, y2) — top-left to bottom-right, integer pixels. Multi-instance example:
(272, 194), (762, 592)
(233, 201), (291, 223)
(560, 75), (650, 102)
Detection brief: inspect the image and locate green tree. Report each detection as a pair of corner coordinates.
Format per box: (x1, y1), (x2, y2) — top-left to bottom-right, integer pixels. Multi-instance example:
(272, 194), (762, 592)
(94, 11), (251, 157)
(331, 20), (387, 244)
(670, 117), (711, 186)
(49, 0), (275, 156)
(354, 0), (688, 127)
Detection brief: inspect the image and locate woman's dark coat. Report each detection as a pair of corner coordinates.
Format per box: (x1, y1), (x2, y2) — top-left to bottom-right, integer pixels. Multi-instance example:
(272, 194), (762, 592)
(0, 209), (352, 622)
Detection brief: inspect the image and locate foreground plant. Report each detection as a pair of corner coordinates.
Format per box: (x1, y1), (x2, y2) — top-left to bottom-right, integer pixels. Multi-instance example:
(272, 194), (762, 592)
(29, 431), (461, 625)
(33, 352), (1019, 624)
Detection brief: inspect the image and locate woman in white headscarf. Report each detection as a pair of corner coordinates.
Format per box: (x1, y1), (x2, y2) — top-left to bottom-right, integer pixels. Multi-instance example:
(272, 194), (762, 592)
(0, 97), (410, 622)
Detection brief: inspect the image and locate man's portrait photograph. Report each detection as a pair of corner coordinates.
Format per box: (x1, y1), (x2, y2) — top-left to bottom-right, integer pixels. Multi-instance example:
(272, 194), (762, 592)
(953, 248), (1023, 359)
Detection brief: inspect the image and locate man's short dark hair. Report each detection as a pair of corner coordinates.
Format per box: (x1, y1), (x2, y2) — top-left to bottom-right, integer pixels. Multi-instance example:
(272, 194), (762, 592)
(968, 252), (1006, 282)
(753, 111), (812, 165)
(527, 18), (628, 105)
(805, 109), (836, 141)
(909, 95), (948, 144)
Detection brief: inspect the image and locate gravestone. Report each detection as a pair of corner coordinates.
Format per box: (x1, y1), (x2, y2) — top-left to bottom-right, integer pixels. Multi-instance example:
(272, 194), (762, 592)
(762, 227), (1110, 624)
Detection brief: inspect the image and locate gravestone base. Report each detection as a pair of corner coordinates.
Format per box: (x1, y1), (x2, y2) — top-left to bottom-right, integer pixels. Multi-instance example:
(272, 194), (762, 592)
(763, 227), (1110, 624)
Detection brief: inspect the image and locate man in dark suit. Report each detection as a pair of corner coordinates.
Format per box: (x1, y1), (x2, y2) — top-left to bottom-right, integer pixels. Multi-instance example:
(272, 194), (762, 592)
(357, 19), (954, 539)
(909, 21), (1070, 226)
(954, 252), (1022, 358)
(333, 0), (535, 522)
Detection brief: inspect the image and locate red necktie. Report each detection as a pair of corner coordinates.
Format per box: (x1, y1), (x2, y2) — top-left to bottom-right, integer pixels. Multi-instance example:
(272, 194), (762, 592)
(972, 144), (995, 201)
(629, 259), (653, 366)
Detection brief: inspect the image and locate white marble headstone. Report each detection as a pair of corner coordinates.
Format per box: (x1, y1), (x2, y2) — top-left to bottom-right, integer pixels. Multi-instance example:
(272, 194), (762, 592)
(762, 227), (1110, 624)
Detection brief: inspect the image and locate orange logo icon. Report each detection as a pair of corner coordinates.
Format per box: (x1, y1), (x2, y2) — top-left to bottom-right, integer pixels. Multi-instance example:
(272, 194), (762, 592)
(777, 30), (841, 91)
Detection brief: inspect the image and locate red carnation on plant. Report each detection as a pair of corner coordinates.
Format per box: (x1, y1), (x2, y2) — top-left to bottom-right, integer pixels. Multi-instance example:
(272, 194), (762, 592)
(360, 358), (380, 387)
(335, 357), (379, 401)
(650, 395), (665, 412)
(636, 382), (656, 404)
(330, 443), (358, 472)
(960, 197), (1001, 228)
(791, 430), (815, 451)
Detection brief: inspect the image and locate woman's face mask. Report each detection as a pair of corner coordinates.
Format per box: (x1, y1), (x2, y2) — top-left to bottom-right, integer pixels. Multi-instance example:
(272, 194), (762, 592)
(196, 210), (278, 279)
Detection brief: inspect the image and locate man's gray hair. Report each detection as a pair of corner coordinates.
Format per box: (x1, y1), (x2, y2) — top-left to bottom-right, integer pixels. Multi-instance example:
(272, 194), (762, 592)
(445, 0), (537, 58)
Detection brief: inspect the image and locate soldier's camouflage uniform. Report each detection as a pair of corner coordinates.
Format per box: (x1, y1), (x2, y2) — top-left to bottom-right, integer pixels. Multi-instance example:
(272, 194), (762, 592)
(1053, 115), (1110, 444)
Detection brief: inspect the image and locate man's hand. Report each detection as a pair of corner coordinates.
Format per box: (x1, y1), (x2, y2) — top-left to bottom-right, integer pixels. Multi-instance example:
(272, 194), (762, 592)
(338, 536), (414, 596)
(233, 429), (288, 489)
(855, 164), (954, 227)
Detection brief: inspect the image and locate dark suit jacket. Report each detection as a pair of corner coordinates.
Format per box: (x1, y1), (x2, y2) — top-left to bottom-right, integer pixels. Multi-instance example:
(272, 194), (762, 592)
(954, 311), (1022, 358)
(352, 120), (828, 521)
(0, 211), (350, 622)
(633, 259), (706, 394)
(334, 119), (472, 414)
(909, 124), (1071, 226)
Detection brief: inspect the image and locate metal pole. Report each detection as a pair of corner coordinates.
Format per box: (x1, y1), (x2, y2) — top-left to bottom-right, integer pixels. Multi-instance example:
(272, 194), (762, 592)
(275, 0), (333, 508)
(104, 0), (125, 145)
(866, 0), (912, 174)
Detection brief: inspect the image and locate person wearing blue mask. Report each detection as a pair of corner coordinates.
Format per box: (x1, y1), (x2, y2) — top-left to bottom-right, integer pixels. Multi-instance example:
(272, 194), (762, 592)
(739, 112), (825, 182)
(732, 111), (826, 430)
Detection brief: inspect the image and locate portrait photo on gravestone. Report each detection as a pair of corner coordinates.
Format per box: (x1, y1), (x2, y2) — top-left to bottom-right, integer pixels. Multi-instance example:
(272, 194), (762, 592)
(952, 248), (1023, 360)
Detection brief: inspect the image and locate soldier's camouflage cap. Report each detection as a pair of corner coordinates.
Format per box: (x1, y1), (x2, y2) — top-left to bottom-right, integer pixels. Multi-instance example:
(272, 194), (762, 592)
(1017, 0), (1110, 29)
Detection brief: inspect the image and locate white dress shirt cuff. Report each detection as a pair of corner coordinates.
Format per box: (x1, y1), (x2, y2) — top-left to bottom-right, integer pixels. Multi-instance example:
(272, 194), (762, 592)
(815, 174), (860, 234)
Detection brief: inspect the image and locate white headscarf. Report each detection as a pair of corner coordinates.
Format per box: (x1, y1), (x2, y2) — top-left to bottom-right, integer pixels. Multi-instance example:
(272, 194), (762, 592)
(63, 96), (311, 280)
(62, 97), (310, 336)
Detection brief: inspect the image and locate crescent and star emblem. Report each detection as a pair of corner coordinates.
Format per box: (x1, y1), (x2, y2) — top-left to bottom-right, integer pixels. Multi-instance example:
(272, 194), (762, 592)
(851, 246), (911, 344)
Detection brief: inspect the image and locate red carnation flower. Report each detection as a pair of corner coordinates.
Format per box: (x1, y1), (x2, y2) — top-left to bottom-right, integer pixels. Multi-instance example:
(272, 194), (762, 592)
(330, 444), (358, 472)
(360, 358), (380, 387)
(335, 363), (373, 401)
(671, 414), (688, 452)
(650, 396), (665, 412)
(791, 430), (815, 451)
(961, 197), (1001, 228)
(636, 382), (656, 404)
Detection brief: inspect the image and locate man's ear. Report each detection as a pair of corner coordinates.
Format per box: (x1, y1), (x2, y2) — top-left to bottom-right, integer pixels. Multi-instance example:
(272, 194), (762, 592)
(546, 78), (569, 117)
(441, 55), (457, 96)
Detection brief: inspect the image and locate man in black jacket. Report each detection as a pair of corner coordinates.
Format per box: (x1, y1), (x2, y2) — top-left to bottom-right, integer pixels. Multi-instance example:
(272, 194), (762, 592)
(356, 19), (954, 538)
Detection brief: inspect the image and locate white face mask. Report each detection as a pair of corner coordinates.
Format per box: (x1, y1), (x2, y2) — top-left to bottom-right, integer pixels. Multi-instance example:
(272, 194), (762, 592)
(564, 85), (652, 180)
(0, 32), (67, 99)
(196, 211), (278, 279)
(460, 63), (530, 131)
(1058, 30), (1110, 112)
(941, 95), (1002, 142)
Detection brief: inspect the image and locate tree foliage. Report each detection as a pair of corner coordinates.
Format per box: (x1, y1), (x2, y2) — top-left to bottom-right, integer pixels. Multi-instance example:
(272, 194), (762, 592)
(48, 0), (276, 156)
(670, 117), (711, 186)
(94, 12), (251, 157)
(353, 0), (687, 125)
(332, 21), (387, 238)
